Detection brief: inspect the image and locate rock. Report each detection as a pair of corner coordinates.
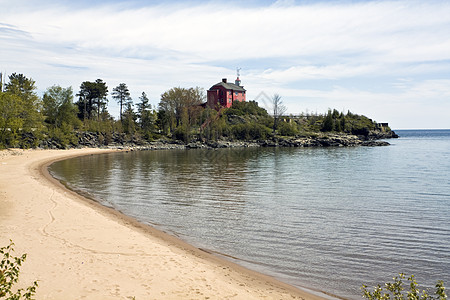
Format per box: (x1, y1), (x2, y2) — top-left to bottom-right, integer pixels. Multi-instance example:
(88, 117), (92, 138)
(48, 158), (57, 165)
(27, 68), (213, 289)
(260, 140), (277, 147)
(361, 140), (390, 146)
(37, 129), (396, 151)
(257, 132), (394, 148)
(186, 142), (204, 149)
(362, 130), (399, 140)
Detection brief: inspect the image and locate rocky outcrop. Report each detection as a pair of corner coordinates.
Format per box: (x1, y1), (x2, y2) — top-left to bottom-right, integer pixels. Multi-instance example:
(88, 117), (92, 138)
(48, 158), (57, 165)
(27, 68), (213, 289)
(361, 130), (399, 140)
(76, 132), (147, 147)
(361, 140), (391, 147)
(187, 140), (260, 149)
(39, 130), (398, 150)
(258, 133), (392, 148)
(40, 132), (185, 150)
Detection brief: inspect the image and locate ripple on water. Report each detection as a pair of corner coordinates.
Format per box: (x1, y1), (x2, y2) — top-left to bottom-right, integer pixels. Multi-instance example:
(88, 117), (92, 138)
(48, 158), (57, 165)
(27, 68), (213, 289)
(49, 131), (450, 300)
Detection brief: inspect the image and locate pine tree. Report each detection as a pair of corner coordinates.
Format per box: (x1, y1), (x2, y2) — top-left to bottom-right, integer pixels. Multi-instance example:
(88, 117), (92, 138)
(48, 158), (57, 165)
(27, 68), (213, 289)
(112, 83), (132, 122)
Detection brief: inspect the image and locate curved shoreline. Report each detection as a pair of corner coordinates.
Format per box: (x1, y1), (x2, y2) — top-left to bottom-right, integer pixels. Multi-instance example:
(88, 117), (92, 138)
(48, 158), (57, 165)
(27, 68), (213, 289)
(1, 148), (329, 299)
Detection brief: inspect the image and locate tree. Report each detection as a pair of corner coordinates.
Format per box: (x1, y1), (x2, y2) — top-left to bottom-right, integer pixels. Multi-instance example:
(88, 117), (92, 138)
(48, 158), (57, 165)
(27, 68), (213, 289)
(186, 87), (205, 126)
(272, 94), (287, 132)
(3, 73), (43, 147)
(0, 72), (4, 92)
(112, 83), (132, 122)
(4, 73), (42, 131)
(199, 107), (219, 140)
(156, 109), (171, 135)
(0, 92), (23, 147)
(321, 109), (334, 132)
(159, 87), (183, 128)
(76, 79), (108, 121)
(42, 86), (79, 128)
(42, 86), (81, 148)
(362, 273), (447, 300)
(136, 92), (156, 139)
(158, 87), (204, 134)
(121, 102), (137, 135)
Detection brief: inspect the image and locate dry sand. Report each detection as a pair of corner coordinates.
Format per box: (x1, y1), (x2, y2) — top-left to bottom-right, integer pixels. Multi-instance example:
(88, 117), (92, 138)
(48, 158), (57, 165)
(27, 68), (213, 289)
(0, 148), (326, 299)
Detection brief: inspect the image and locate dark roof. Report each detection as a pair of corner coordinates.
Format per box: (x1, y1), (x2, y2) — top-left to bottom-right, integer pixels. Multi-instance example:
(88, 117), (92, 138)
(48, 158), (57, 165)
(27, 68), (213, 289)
(209, 81), (246, 92)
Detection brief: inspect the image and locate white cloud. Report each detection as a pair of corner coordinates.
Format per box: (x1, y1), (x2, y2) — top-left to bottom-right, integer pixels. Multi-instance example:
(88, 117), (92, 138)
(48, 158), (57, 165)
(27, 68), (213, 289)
(1, 0), (449, 127)
(258, 64), (380, 83)
(251, 79), (450, 129)
(4, 0), (450, 63)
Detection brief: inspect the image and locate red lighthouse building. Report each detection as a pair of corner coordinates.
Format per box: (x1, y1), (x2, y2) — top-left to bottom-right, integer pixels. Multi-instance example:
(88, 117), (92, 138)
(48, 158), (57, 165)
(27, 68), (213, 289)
(207, 77), (246, 109)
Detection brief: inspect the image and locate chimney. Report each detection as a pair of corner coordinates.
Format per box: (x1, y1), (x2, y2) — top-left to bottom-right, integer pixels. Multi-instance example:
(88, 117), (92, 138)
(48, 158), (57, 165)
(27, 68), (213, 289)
(222, 78), (227, 83)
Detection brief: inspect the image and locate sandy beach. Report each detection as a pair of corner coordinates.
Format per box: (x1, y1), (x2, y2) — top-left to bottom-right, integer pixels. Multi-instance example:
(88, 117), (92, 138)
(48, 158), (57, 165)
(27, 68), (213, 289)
(0, 148), (326, 299)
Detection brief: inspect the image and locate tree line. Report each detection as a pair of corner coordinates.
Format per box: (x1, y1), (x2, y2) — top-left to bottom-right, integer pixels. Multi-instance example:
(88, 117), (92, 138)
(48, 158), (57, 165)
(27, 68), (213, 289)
(0, 73), (161, 148)
(0, 72), (390, 149)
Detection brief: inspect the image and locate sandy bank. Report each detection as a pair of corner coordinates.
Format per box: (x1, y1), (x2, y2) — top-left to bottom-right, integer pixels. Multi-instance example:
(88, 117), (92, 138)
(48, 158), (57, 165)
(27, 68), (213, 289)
(0, 148), (326, 299)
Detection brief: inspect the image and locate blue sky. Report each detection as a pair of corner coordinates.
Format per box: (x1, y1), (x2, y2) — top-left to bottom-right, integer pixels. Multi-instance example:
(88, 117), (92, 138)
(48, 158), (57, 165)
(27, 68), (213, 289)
(1, 0), (449, 129)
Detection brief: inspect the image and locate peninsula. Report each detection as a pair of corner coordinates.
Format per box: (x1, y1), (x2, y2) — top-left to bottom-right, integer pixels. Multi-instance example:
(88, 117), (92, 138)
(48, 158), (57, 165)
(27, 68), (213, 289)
(1, 73), (397, 150)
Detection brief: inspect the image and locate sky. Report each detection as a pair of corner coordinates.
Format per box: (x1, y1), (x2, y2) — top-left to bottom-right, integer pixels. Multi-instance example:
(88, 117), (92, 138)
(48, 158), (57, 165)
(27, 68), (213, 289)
(1, 0), (449, 129)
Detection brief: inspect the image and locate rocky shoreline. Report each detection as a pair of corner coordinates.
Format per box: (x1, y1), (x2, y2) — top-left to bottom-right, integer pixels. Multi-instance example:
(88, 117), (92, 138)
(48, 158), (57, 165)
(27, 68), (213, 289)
(39, 130), (398, 150)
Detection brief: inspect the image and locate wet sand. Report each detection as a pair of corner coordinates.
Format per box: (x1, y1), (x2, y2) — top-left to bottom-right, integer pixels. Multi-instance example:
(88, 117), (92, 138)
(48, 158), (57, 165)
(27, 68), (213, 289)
(0, 148), (326, 299)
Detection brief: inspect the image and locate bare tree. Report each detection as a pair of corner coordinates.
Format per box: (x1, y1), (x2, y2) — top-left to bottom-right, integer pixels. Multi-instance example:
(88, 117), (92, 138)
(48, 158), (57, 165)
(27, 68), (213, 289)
(272, 93), (287, 132)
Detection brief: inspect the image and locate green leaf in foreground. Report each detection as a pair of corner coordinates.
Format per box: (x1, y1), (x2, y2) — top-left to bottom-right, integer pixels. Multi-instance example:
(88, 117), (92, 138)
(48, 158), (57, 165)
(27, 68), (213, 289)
(362, 273), (447, 300)
(0, 240), (38, 300)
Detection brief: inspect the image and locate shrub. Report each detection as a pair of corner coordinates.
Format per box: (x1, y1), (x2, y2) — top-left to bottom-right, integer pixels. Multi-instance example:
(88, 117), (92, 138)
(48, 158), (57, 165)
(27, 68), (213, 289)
(278, 121), (299, 136)
(0, 240), (38, 299)
(173, 125), (190, 143)
(46, 124), (78, 148)
(232, 123), (270, 140)
(225, 101), (269, 117)
(362, 273), (447, 300)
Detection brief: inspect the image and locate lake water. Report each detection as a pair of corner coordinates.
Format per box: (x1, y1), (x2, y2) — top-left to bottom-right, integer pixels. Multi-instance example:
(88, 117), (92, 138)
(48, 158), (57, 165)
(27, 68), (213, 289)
(49, 130), (450, 299)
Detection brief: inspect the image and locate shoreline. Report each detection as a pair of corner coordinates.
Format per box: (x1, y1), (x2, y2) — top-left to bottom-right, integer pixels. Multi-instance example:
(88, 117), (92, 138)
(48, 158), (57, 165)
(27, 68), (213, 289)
(42, 129), (397, 150)
(1, 148), (329, 299)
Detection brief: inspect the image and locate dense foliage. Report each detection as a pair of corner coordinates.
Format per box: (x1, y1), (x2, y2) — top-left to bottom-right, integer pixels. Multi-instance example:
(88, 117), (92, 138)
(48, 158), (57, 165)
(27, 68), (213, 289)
(0, 73), (43, 148)
(0, 72), (392, 148)
(75, 79), (108, 121)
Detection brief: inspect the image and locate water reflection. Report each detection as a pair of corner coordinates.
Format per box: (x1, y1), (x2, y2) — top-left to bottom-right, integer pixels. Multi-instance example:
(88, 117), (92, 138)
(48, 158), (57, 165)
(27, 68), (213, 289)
(49, 141), (450, 300)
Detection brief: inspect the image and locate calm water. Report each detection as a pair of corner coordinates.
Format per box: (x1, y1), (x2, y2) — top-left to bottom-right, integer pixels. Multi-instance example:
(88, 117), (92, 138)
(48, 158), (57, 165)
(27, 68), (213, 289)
(49, 130), (450, 299)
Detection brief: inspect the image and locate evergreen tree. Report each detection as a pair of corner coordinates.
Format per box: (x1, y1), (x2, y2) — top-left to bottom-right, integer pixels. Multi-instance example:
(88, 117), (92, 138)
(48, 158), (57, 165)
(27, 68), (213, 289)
(122, 102), (137, 135)
(0, 92), (23, 147)
(136, 92), (155, 139)
(5, 73), (42, 131)
(112, 83), (132, 122)
(321, 109), (334, 132)
(76, 79), (108, 121)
